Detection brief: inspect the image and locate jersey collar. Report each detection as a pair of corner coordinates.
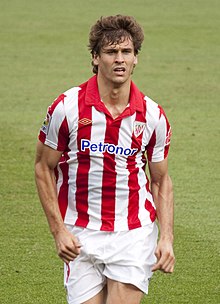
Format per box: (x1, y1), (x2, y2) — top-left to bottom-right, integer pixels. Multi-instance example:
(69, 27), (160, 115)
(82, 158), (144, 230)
(84, 75), (144, 114)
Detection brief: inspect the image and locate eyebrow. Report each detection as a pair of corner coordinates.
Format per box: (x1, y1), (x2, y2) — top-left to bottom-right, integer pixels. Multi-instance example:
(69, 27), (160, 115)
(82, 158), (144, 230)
(102, 46), (133, 52)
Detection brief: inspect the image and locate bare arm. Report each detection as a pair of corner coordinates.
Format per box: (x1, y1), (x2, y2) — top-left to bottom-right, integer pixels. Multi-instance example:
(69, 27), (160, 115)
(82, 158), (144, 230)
(148, 158), (175, 273)
(35, 141), (81, 263)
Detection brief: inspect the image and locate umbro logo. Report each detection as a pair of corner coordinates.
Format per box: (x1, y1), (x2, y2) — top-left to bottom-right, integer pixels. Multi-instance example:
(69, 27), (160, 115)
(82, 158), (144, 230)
(78, 118), (92, 125)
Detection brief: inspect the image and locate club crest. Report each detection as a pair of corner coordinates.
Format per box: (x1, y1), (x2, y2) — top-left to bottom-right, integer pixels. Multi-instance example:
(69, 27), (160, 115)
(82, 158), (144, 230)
(133, 121), (145, 137)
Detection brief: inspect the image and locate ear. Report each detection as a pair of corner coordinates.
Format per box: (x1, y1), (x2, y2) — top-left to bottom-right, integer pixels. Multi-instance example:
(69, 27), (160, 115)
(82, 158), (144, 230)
(93, 53), (99, 66)
(134, 55), (138, 65)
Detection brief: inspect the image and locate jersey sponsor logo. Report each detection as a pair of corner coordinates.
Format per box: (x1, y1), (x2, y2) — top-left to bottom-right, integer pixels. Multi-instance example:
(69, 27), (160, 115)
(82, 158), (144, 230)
(41, 113), (51, 135)
(165, 127), (172, 145)
(81, 139), (138, 156)
(133, 121), (145, 137)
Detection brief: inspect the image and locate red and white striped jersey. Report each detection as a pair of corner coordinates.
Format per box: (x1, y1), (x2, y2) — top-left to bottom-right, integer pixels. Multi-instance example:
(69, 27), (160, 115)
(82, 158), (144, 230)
(39, 75), (171, 231)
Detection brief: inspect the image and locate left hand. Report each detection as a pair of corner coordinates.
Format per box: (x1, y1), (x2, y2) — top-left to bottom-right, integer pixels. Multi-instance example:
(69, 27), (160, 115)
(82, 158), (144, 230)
(151, 238), (175, 273)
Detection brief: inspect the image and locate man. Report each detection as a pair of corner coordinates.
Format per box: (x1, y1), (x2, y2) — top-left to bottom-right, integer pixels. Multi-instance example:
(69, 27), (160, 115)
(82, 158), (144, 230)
(35, 15), (175, 304)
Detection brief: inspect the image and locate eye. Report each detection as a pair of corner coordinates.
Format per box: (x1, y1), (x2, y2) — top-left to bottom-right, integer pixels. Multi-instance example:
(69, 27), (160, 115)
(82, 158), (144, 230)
(106, 49), (116, 54)
(123, 49), (132, 54)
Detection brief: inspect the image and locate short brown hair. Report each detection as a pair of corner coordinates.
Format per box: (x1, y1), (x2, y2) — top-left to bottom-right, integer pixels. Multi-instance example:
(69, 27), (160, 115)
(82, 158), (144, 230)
(88, 15), (144, 74)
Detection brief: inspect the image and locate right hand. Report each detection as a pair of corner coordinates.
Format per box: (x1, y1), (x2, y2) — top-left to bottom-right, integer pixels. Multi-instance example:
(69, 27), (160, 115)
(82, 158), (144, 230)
(53, 228), (81, 264)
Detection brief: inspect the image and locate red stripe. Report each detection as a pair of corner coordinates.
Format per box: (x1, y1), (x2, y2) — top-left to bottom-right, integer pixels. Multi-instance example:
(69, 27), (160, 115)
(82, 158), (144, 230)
(50, 94), (67, 112)
(58, 152), (70, 220)
(75, 88), (91, 227)
(145, 198), (156, 222)
(158, 105), (171, 159)
(100, 117), (121, 231)
(164, 116), (171, 159)
(127, 111), (146, 229)
(39, 129), (46, 143)
(57, 119), (70, 220)
(57, 117), (69, 151)
(127, 164), (141, 229)
(66, 263), (70, 283)
(147, 130), (156, 161)
(39, 93), (69, 220)
(144, 158), (156, 222)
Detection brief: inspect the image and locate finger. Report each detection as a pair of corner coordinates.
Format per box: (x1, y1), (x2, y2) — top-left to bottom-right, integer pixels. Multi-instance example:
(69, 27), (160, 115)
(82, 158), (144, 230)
(66, 243), (81, 255)
(151, 260), (162, 272)
(164, 266), (174, 273)
(58, 250), (79, 262)
(60, 255), (74, 264)
(163, 257), (175, 273)
(152, 262), (174, 273)
(72, 235), (82, 247)
(151, 252), (170, 272)
(161, 255), (174, 270)
(65, 244), (81, 256)
(58, 243), (81, 260)
(154, 248), (161, 260)
(152, 255), (175, 273)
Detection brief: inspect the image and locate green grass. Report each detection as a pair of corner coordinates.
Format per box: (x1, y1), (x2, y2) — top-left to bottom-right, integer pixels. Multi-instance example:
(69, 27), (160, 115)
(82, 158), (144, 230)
(0, 0), (219, 303)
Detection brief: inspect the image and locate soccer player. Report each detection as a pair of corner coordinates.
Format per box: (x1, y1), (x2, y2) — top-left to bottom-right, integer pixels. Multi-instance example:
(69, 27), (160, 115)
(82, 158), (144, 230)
(35, 15), (175, 304)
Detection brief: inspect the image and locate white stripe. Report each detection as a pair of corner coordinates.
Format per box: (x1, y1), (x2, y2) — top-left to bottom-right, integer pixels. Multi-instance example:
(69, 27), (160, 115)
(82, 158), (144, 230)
(87, 107), (106, 229)
(143, 96), (160, 146)
(114, 114), (136, 230)
(151, 113), (167, 162)
(61, 88), (80, 224)
(56, 166), (63, 196)
(137, 172), (155, 224)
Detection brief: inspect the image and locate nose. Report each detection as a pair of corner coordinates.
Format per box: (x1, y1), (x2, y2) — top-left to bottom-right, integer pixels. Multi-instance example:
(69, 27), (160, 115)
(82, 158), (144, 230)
(115, 51), (124, 63)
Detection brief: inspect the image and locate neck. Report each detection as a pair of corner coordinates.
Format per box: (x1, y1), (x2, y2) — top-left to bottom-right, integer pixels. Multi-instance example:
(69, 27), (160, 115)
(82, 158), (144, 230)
(97, 74), (131, 109)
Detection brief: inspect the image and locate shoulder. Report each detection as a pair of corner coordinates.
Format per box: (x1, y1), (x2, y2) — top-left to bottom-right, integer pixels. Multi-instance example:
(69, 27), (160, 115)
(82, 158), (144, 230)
(48, 86), (81, 115)
(144, 95), (159, 111)
(142, 95), (162, 123)
(62, 86), (82, 103)
(143, 95), (169, 119)
(61, 78), (92, 105)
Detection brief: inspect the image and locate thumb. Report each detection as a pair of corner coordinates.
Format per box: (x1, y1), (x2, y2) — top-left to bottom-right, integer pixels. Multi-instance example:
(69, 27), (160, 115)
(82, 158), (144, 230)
(154, 246), (161, 260)
(151, 247), (161, 272)
(71, 233), (82, 248)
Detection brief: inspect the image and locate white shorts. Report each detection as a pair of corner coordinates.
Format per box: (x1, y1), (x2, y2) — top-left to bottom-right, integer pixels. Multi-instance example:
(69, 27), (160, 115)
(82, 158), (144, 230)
(64, 223), (158, 304)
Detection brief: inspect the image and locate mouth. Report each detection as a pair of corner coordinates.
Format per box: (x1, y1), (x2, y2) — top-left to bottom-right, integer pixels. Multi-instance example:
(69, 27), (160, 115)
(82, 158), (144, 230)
(113, 67), (126, 74)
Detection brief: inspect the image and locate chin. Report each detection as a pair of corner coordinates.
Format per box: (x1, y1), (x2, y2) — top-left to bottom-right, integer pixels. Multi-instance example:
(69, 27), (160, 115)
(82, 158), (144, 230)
(112, 75), (129, 84)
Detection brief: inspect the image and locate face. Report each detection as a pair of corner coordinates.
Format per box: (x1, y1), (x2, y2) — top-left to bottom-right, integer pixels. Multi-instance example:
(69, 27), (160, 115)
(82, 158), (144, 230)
(93, 37), (138, 86)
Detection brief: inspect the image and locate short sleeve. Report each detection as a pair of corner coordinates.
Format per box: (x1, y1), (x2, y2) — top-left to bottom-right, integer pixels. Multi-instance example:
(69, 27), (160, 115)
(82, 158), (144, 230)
(38, 94), (69, 151)
(146, 106), (172, 162)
